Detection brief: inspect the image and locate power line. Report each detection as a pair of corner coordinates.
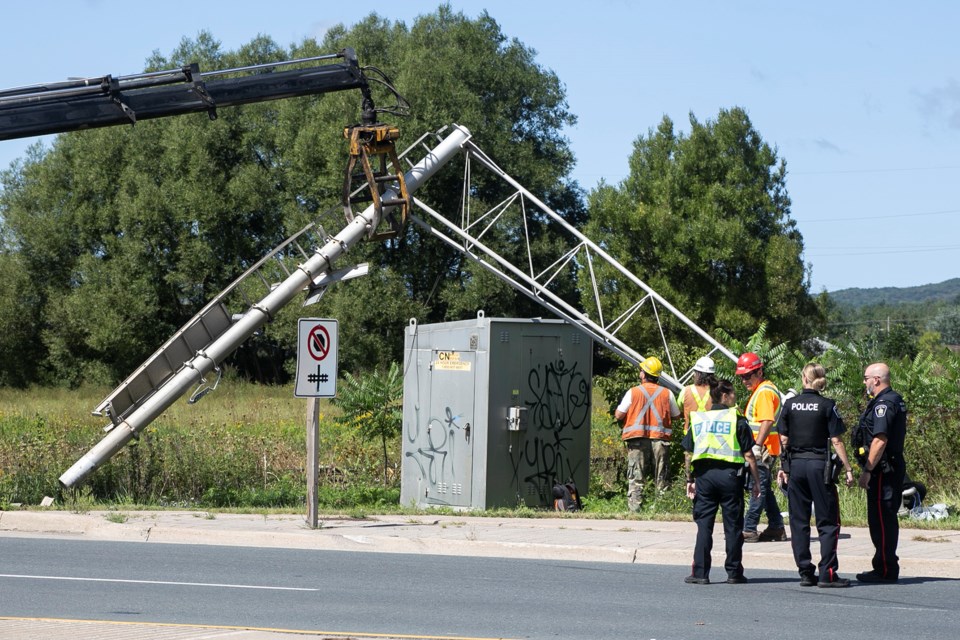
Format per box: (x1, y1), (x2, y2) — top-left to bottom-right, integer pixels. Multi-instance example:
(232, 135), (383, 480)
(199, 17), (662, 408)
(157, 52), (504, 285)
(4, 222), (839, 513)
(793, 165), (960, 176)
(825, 319), (924, 327)
(800, 207), (960, 223)
(808, 245), (960, 257)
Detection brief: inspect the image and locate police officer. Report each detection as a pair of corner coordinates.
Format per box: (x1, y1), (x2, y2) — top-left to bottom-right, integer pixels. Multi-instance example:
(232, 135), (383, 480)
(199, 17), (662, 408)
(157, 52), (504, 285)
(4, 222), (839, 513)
(853, 362), (907, 583)
(682, 379), (760, 585)
(778, 363), (855, 587)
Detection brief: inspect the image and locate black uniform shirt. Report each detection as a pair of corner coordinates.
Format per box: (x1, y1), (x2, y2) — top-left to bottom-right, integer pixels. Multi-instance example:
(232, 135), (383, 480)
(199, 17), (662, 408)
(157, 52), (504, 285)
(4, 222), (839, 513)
(858, 387), (907, 458)
(779, 389), (845, 454)
(681, 403), (756, 475)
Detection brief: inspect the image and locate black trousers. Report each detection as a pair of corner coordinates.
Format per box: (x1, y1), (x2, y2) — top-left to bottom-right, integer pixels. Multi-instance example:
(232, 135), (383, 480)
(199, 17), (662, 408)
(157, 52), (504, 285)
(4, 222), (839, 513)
(866, 464), (904, 578)
(691, 466), (745, 580)
(787, 457), (841, 579)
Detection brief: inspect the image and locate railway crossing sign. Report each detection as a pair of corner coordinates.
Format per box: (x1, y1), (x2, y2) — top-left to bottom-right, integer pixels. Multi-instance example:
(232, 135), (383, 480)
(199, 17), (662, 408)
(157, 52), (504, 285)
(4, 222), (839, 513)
(295, 318), (338, 398)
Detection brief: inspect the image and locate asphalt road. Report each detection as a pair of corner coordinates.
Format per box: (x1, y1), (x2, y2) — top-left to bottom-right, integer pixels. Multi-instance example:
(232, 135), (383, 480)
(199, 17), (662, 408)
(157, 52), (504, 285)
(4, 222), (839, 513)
(1, 536), (958, 639)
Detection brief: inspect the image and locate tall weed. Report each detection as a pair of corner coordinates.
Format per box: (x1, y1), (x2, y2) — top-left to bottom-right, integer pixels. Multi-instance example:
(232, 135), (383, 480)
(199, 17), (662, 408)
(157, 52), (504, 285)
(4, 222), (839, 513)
(0, 382), (391, 508)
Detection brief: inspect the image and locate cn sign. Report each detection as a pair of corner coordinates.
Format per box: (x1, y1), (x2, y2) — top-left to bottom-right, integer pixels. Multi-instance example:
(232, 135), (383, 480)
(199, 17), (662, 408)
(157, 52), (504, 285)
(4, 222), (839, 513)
(295, 318), (338, 398)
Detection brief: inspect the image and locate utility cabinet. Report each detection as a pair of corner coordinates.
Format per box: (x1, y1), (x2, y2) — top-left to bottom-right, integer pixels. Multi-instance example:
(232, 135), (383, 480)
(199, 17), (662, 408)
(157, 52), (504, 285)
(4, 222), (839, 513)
(400, 312), (592, 510)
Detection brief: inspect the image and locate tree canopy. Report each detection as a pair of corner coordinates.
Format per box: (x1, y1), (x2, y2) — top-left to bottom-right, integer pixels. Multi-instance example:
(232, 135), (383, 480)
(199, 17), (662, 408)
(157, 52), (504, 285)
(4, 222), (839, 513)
(0, 7), (581, 385)
(583, 108), (820, 350)
(1, 12), (827, 389)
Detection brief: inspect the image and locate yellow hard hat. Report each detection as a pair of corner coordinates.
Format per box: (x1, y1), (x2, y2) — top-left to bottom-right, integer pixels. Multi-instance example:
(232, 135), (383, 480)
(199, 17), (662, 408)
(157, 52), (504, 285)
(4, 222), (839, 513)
(640, 356), (663, 378)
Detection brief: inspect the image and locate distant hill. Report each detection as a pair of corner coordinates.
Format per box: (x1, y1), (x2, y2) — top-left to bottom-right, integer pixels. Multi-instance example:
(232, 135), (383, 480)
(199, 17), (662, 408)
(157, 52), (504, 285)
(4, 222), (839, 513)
(828, 278), (960, 307)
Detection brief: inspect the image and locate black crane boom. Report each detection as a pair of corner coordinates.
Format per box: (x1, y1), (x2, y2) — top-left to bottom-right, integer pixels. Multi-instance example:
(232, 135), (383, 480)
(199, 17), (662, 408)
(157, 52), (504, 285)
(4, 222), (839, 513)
(0, 48), (368, 141)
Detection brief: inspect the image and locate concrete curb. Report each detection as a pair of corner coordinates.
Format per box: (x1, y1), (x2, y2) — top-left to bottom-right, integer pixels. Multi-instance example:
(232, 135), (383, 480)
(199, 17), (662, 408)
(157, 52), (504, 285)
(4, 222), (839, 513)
(2, 510), (958, 578)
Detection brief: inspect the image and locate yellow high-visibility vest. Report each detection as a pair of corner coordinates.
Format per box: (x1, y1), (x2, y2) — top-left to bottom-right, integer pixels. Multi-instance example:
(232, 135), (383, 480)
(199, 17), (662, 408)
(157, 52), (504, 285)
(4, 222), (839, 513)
(690, 407), (745, 464)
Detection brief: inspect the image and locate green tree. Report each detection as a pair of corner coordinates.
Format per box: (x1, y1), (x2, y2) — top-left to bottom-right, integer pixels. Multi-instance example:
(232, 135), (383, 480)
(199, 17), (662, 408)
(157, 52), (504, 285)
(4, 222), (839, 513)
(332, 362), (403, 485)
(1, 35), (297, 385)
(0, 9), (581, 385)
(878, 323), (920, 361)
(818, 345), (960, 488)
(929, 307), (960, 345)
(297, 6), (583, 325)
(0, 250), (43, 386)
(0, 10), (584, 384)
(711, 323), (808, 393)
(584, 109), (820, 352)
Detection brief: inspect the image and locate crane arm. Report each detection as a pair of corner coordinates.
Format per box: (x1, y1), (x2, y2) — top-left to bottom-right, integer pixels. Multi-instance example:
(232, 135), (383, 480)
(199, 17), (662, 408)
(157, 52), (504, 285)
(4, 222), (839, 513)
(0, 48), (369, 141)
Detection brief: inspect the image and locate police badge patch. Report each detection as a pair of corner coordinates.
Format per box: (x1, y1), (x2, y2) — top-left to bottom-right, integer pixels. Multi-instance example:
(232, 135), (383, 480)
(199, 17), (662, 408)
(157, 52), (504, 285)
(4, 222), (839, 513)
(875, 404), (887, 418)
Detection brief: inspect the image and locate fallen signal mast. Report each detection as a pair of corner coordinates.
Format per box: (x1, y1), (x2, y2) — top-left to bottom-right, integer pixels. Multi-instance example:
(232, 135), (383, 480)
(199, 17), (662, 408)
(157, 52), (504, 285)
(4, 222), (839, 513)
(58, 121), (738, 486)
(58, 125), (472, 488)
(2, 49), (737, 486)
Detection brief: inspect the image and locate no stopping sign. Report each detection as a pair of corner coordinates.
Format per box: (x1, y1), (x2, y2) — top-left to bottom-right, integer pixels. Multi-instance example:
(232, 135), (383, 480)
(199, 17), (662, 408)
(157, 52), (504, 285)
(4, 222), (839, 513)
(296, 318), (338, 397)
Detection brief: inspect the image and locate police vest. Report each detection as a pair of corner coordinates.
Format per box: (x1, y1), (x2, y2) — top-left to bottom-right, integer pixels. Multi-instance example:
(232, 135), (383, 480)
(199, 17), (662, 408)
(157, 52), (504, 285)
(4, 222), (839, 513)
(622, 383), (672, 441)
(745, 380), (782, 455)
(782, 391), (834, 450)
(690, 408), (745, 464)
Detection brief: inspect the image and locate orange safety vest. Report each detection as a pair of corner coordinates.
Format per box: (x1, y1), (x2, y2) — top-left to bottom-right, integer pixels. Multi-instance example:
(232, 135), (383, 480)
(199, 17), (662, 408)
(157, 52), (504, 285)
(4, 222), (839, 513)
(622, 383), (673, 441)
(744, 380), (782, 455)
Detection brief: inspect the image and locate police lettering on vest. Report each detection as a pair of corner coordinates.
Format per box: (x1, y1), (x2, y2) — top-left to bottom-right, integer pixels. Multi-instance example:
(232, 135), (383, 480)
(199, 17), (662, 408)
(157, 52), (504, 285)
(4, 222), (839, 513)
(780, 390), (843, 453)
(690, 407), (745, 464)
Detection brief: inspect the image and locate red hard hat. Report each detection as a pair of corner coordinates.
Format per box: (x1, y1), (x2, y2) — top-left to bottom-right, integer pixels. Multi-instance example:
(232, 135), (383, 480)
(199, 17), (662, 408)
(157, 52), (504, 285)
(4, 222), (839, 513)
(735, 352), (763, 375)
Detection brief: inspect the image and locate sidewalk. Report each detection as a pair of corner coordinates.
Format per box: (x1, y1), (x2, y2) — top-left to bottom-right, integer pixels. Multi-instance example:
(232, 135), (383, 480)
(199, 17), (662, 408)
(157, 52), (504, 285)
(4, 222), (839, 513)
(2, 508), (958, 577)
(2, 508), (959, 639)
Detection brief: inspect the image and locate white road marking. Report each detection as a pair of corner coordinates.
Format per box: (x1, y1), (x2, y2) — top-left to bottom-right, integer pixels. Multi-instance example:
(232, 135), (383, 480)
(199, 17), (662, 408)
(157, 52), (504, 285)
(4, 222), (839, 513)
(0, 573), (318, 591)
(813, 600), (949, 613)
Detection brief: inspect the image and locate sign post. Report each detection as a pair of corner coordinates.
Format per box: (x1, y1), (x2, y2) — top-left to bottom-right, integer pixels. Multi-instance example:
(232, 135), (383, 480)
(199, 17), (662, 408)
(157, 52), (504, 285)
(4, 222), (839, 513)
(306, 396), (321, 529)
(296, 318), (339, 528)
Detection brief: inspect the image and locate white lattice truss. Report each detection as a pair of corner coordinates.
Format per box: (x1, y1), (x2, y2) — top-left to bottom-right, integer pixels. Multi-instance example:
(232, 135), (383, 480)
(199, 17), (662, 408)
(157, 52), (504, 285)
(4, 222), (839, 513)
(404, 131), (735, 391)
(63, 124), (736, 487)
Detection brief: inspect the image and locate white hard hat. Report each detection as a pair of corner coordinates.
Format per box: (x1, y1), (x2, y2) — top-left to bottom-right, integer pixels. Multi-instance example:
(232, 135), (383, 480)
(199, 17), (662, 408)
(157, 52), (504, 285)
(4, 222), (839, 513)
(693, 356), (715, 374)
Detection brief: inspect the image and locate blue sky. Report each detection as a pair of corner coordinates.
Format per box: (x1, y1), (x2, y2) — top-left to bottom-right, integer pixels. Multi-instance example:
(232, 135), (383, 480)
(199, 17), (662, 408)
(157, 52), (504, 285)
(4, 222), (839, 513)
(2, 1), (958, 293)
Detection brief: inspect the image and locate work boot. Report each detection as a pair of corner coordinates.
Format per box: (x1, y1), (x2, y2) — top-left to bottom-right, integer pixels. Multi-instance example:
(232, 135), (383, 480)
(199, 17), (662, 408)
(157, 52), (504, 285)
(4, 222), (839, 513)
(742, 530), (760, 543)
(684, 575), (710, 585)
(726, 574), (748, 584)
(758, 526), (787, 542)
(799, 574), (818, 587)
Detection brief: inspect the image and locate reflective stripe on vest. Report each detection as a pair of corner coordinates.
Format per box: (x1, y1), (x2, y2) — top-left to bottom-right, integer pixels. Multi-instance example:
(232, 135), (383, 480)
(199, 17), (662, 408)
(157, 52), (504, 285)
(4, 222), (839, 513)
(687, 385), (710, 412)
(690, 407), (745, 464)
(680, 385), (711, 435)
(745, 380), (782, 454)
(622, 384), (672, 440)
